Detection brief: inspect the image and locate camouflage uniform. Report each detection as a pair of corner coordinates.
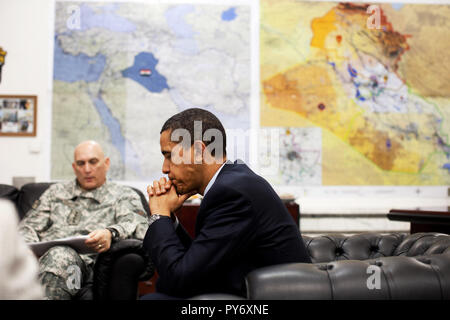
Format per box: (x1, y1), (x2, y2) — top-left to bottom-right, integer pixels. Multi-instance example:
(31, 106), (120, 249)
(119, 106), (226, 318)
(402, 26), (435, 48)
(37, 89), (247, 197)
(18, 180), (149, 300)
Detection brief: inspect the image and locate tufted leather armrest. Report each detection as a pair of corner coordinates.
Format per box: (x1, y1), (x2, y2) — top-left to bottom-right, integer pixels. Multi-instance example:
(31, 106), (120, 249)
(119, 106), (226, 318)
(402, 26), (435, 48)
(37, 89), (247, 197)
(393, 233), (450, 256)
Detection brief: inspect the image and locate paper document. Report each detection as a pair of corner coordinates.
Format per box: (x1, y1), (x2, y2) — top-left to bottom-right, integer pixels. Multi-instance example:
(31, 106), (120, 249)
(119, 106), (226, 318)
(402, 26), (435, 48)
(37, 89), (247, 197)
(28, 235), (97, 257)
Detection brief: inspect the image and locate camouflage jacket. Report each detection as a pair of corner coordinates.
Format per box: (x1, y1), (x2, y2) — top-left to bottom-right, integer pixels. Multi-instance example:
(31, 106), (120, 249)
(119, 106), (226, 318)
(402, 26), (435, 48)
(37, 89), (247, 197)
(18, 180), (149, 244)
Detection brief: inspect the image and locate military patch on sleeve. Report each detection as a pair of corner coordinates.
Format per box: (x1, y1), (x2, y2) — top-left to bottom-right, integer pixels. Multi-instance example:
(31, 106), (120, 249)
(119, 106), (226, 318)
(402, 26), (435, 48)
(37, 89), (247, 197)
(32, 200), (40, 210)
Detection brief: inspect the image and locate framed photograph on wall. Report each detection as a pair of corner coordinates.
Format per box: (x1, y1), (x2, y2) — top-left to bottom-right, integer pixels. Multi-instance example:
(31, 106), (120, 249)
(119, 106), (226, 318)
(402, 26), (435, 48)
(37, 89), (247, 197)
(0, 95), (37, 136)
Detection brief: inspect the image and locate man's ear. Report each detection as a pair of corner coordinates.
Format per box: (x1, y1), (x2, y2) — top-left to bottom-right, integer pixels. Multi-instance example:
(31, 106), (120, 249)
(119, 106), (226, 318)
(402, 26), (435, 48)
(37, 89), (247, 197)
(72, 162), (76, 173)
(193, 140), (205, 164)
(104, 157), (110, 170)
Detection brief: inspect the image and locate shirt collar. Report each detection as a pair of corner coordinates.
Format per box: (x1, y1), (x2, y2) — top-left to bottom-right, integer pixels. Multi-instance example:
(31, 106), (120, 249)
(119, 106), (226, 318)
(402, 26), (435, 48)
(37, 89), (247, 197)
(203, 160), (230, 196)
(71, 179), (109, 203)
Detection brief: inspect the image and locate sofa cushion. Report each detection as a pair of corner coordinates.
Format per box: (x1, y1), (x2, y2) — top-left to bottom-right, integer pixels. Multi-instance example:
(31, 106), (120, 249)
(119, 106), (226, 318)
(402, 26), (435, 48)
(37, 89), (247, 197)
(245, 262), (334, 300)
(415, 253), (450, 299)
(371, 254), (450, 299)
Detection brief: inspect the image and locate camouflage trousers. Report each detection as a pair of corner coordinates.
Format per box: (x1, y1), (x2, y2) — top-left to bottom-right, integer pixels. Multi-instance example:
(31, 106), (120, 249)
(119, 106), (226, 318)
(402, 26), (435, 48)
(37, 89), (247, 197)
(38, 246), (94, 300)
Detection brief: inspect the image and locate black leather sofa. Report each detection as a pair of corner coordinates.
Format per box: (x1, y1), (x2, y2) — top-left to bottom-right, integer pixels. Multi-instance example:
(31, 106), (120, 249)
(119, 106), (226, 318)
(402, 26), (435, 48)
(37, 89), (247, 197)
(193, 232), (450, 300)
(0, 182), (154, 300)
(246, 232), (450, 299)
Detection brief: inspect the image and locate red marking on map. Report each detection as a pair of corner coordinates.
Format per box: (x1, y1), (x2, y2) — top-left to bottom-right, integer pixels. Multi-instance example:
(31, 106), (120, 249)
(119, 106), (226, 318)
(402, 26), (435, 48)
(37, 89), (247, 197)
(140, 69), (152, 76)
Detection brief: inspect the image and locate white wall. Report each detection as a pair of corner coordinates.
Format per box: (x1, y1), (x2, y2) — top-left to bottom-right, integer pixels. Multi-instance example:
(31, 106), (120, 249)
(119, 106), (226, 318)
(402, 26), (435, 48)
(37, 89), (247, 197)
(0, 0), (54, 184)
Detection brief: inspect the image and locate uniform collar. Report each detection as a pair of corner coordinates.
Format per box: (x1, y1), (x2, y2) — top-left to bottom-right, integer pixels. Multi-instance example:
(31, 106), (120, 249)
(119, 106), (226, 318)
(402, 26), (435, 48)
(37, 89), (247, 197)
(69, 179), (109, 203)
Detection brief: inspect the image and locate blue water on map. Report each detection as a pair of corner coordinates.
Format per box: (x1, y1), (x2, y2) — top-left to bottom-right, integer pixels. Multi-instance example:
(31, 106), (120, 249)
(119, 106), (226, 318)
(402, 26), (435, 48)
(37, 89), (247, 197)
(165, 5), (196, 38)
(79, 3), (136, 32)
(53, 37), (106, 82)
(165, 5), (198, 55)
(91, 93), (142, 176)
(391, 3), (405, 11)
(386, 139), (392, 149)
(355, 88), (366, 102)
(347, 64), (358, 78)
(121, 52), (169, 93)
(222, 8), (237, 21)
(91, 94), (125, 157)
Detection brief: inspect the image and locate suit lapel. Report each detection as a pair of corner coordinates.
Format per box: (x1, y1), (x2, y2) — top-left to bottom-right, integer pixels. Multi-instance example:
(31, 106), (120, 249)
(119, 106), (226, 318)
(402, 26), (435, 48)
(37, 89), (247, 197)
(194, 161), (235, 237)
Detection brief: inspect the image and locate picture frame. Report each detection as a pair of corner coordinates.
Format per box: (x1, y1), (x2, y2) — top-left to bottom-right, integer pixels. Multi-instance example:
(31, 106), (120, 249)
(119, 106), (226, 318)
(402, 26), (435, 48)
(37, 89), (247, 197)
(0, 95), (37, 136)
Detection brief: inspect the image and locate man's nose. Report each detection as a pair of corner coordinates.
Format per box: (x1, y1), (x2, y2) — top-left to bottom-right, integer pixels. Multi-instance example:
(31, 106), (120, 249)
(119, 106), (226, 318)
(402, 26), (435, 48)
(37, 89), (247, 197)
(83, 163), (92, 173)
(162, 159), (170, 174)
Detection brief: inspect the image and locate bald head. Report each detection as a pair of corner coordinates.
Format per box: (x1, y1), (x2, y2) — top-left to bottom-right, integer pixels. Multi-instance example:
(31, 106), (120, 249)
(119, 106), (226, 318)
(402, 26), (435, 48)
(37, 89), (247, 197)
(74, 140), (105, 160)
(72, 140), (110, 190)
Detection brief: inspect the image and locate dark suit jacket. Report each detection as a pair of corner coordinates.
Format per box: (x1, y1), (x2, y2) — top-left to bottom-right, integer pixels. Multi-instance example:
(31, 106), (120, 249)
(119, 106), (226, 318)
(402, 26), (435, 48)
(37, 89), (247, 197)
(143, 161), (311, 298)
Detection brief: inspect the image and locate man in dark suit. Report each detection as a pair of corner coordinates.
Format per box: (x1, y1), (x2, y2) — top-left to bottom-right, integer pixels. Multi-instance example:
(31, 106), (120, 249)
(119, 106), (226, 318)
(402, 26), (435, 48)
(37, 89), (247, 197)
(143, 108), (311, 299)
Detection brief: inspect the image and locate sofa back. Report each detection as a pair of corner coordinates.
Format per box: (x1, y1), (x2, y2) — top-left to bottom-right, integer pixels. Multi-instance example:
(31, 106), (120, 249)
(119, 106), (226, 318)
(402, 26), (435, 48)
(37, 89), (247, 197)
(303, 232), (450, 263)
(0, 184), (19, 205)
(16, 183), (53, 219)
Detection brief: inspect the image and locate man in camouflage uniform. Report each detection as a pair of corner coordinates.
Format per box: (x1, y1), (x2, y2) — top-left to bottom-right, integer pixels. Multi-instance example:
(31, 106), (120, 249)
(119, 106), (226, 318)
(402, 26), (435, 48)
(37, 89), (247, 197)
(18, 140), (149, 299)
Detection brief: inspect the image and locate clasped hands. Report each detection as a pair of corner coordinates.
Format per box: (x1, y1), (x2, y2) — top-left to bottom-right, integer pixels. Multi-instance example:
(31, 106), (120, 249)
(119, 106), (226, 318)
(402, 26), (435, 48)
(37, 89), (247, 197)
(147, 177), (195, 217)
(82, 178), (193, 254)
